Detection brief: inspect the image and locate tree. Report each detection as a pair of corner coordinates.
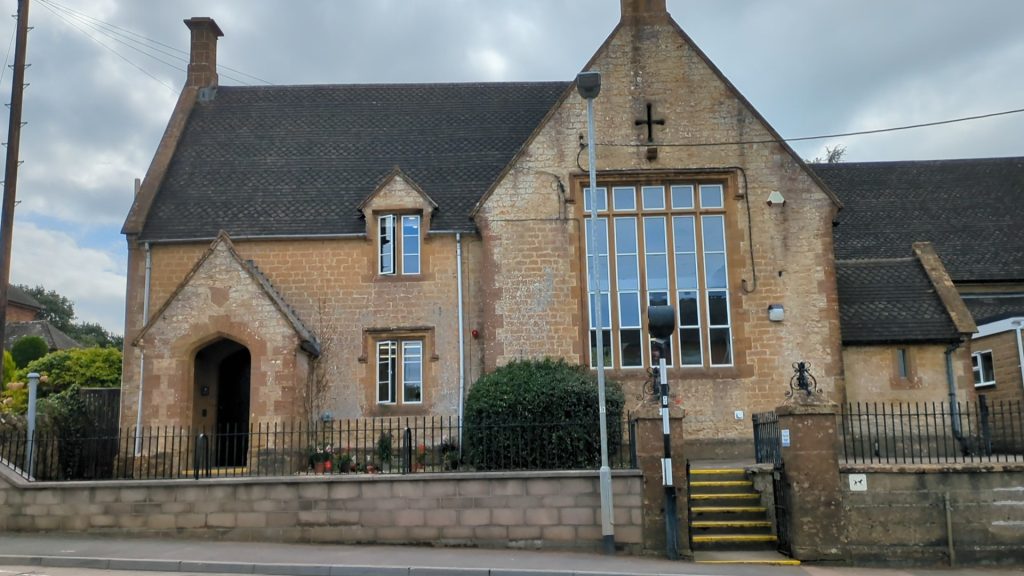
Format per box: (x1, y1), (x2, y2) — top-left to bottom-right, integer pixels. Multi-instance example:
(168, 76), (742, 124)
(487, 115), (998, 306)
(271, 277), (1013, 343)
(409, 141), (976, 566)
(14, 284), (122, 349)
(11, 335), (48, 368)
(67, 322), (123, 350)
(18, 285), (74, 332)
(809, 144), (846, 164)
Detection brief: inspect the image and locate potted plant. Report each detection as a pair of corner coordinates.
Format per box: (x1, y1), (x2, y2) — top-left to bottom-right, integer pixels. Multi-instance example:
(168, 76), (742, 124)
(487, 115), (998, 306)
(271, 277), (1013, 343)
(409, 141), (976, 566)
(439, 437), (459, 471)
(335, 451), (353, 473)
(414, 443), (427, 472)
(308, 444), (333, 474)
(375, 431), (393, 472)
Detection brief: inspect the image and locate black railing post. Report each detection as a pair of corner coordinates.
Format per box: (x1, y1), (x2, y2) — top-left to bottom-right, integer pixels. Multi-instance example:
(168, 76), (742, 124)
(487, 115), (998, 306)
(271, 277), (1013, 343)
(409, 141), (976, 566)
(403, 427), (412, 474)
(629, 418), (638, 469)
(194, 433), (209, 480)
(979, 395), (992, 456)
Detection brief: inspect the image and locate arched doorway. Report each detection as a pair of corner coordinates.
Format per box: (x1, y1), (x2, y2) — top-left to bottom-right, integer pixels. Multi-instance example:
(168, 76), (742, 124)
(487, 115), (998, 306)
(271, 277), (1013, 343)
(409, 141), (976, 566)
(193, 338), (251, 468)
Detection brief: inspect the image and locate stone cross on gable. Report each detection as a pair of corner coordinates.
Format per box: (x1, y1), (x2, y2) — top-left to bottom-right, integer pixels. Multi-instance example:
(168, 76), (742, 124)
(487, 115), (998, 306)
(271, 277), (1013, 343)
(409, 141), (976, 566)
(635, 103), (665, 144)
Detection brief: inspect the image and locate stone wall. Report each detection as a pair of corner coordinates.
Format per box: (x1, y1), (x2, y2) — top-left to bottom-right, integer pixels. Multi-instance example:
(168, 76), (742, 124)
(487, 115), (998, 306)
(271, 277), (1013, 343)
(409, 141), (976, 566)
(474, 13), (843, 455)
(121, 231), (483, 428)
(972, 331), (1024, 406)
(842, 344), (973, 404)
(0, 469), (643, 552)
(840, 464), (1024, 565)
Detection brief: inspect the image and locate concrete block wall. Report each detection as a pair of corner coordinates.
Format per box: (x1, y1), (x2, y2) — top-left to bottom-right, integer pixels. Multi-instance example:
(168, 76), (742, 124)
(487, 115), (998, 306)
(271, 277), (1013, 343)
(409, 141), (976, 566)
(840, 464), (1024, 565)
(0, 470), (644, 552)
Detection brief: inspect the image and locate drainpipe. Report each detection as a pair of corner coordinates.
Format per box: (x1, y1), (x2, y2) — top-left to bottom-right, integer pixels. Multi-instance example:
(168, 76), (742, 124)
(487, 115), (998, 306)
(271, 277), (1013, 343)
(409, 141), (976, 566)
(945, 339), (963, 440)
(1015, 322), (1024, 399)
(456, 233), (466, 445)
(134, 242), (152, 455)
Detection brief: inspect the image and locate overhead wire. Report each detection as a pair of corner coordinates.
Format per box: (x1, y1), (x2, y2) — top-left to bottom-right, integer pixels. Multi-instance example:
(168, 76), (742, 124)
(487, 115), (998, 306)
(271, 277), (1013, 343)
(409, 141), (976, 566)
(0, 19), (16, 95)
(36, 0), (176, 93)
(31, 0), (1023, 146)
(37, 0), (273, 87)
(597, 107), (1024, 148)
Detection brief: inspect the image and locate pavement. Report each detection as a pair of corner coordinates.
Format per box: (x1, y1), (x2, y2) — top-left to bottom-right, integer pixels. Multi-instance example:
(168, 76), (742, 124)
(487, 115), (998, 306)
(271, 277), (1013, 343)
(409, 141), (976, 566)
(0, 534), (1020, 576)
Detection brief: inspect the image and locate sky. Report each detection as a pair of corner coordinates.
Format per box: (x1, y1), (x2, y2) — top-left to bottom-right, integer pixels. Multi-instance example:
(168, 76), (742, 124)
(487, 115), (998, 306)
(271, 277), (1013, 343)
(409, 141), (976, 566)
(2, 0), (1023, 336)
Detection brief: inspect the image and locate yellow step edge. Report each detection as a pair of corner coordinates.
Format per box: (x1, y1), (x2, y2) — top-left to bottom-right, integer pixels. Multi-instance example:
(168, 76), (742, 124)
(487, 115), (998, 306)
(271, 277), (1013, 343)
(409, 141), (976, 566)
(693, 534), (778, 543)
(690, 480), (753, 487)
(692, 520), (772, 528)
(691, 506), (767, 513)
(690, 493), (759, 500)
(696, 559), (801, 566)
(690, 468), (745, 474)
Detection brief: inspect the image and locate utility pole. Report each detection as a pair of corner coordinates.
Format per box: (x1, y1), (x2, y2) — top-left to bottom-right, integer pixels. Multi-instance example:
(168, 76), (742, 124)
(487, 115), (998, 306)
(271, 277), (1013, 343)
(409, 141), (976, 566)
(0, 0), (31, 351)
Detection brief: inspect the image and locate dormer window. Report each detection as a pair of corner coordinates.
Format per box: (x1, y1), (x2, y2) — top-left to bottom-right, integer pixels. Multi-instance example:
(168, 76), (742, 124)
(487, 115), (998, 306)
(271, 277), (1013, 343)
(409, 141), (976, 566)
(378, 214), (421, 275)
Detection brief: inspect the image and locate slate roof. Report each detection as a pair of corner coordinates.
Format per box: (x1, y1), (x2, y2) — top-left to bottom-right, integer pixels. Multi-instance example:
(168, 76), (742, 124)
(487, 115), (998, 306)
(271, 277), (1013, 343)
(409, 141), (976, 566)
(4, 320), (82, 351)
(814, 157), (1024, 283)
(836, 257), (961, 344)
(140, 82), (570, 241)
(963, 294), (1024, 325)
(7, 285), (41, 310)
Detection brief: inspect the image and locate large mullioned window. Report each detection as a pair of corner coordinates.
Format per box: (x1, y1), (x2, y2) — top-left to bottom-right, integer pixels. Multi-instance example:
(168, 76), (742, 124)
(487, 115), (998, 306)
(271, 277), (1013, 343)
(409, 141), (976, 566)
(584, 182), (733, 369)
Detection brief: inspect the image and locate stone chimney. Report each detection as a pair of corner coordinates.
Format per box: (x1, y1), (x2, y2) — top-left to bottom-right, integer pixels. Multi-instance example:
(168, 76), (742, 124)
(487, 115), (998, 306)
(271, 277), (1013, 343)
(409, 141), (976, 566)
(184, 17), (223, 88)
(620, 0), (669, 25)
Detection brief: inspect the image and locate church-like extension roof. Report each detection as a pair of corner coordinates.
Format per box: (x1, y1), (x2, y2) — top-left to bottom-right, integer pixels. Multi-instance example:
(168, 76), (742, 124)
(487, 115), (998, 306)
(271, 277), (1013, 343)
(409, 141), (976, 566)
(815, 156), (1024, 284)
(836, 257), (962, 345)
(139, 82), (570, 241)
(963, 294), (1024, 325)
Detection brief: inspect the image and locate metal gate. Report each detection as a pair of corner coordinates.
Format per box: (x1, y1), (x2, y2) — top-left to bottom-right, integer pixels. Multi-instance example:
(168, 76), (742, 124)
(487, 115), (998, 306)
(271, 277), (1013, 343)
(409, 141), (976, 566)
(772, 462), (792, 556)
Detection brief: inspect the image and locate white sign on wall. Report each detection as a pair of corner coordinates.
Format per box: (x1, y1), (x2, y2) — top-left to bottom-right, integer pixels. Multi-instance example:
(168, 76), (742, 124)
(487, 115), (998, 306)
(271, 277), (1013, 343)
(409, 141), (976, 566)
(848, 474), (867, 492)
(780, 429), (791, 447)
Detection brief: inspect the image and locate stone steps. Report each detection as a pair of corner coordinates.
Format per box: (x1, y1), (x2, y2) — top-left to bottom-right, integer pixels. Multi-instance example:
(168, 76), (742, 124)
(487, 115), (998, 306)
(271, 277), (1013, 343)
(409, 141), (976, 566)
(688, 467), (778, 553)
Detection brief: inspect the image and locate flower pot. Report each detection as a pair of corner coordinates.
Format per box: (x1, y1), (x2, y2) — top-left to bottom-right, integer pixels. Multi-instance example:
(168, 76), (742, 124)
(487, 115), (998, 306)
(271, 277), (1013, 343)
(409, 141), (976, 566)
(313, 461), (326, 474)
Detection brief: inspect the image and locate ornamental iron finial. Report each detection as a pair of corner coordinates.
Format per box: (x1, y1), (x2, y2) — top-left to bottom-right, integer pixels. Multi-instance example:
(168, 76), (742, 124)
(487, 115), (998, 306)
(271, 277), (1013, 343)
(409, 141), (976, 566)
(787, 361), (819, 398)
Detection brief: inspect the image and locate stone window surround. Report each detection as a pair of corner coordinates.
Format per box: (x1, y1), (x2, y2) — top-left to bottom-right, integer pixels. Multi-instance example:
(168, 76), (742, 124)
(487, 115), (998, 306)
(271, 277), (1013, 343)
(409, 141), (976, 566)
(375, 338), (423, 405)
(359, 327), (438, 413)
(574, 174), (735, 372)
(377, 212), (422, 277)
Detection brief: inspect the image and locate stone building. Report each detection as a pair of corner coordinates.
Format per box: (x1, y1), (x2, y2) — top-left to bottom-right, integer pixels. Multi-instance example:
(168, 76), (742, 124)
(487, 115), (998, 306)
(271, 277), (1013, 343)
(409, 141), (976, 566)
(121, 1), (1017, 457)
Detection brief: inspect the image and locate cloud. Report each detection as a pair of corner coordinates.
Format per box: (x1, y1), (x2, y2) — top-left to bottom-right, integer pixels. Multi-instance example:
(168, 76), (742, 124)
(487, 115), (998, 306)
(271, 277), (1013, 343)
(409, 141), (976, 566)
(0, 0), (1019, 342)
(10, 220), (126, 335)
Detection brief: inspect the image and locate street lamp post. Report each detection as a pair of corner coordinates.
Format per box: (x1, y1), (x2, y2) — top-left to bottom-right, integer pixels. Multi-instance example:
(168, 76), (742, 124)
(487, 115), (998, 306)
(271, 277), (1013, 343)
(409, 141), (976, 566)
(576, 71), (615, 555)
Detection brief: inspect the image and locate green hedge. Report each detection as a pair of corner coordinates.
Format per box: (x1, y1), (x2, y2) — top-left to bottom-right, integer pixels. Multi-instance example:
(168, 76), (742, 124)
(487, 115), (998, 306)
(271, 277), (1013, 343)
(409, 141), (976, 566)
(11, 336), (48, 368)
(462, 358), (625, 470)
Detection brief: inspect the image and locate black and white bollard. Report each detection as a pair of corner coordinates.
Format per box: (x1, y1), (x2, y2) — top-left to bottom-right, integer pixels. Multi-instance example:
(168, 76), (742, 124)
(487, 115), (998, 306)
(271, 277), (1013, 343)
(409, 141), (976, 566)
(658, 356), (679, 560)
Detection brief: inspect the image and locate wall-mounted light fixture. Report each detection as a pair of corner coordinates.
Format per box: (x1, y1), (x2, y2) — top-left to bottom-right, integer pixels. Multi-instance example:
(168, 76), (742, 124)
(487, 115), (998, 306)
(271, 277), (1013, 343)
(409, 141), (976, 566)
(767, 190), (785, 206)
(768, 304), (785, 322)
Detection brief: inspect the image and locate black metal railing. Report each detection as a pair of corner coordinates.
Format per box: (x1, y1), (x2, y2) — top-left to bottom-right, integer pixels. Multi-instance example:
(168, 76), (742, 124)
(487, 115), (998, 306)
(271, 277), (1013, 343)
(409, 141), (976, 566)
(840, 397), (1024, 464)
(753, 411), (781, 465)
(0, 415), (638, 481)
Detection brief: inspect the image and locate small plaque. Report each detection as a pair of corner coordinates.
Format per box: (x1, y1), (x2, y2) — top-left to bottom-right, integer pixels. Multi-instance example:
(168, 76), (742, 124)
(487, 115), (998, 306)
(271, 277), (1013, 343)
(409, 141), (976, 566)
(849, 473), (867, 492)
(780, 429), (791, 447)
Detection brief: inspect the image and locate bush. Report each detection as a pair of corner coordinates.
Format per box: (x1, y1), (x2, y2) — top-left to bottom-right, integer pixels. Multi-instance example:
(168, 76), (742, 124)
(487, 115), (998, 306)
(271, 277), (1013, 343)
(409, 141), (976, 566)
(0, 382), (27, 414)
(18, 347), (122, 396)
(462, 358), (625, 470)
(11, 336), (48, 368)
(2, 350), (14, 388)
